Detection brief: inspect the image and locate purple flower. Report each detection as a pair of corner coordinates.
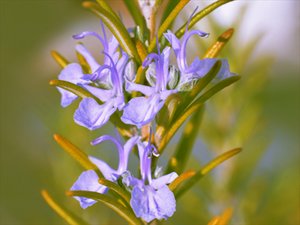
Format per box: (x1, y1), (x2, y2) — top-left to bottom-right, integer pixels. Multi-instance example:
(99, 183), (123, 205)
(121, 47), (177, 128)
(70, 135), (139, 209)
(73, 52), (128, 130)
(56, 21), (129, 130)
(125, 139), (178, 222)
(164, 30), (235, 90)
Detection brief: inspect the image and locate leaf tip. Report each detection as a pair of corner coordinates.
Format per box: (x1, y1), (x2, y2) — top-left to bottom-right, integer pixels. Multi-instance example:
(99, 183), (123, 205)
(65, 190), (73, 197)
(49, 80), (57, 86)
(53, 133), (61, 142)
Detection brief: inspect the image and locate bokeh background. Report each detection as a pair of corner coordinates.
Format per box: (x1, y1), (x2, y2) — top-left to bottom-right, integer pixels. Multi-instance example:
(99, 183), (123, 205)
(0, 0), (299, 224)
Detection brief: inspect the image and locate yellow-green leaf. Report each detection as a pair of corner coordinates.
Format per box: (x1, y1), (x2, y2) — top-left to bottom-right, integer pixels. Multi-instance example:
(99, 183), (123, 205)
(83, 1), (141, 63)
(148, 0), (190, 52)
(49, 79), (101, 104)
(53, 134), (102, 177)
(51, 51), (69, 68)
(67, 190), (143, 225)
(98, 178), (131, 203)
(204, 28), (234, 58)
(41, 190), (90, 225)
(175, 0), (234, 39)
(175, 148), (242, 197)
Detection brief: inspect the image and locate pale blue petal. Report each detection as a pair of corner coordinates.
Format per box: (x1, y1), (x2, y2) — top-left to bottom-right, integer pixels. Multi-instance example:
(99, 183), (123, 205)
(88, 156), (117, 181)
(121, 95), (164, 128)
(151, 172), (178, 189)
(70, 170), (107, 209)
(57, 63), (84, 107)
(216, 59), (236, 80)
(164, 31), (180, 56)
(153, 185), (176, 220)
(186, 58), (217, 76)
(81, 84), (115, 102)
(125, 80), (155, 96)
(57, 87), (78, 108)
(76, 44), (100, 73)
(130, 185), (176, 222)
(74, 98), (116, 130)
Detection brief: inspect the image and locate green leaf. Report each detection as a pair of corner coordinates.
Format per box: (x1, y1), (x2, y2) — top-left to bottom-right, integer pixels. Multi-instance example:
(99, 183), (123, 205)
(95, 0), (119, 20)
(51, 50), (69, 68)
(98, 178), (131, 203)
(53, 134), (103, 177)
(175, 147), (242, 198)
(160, 0), (181, 26)
(148, 0), (190, 52)
(49, 79), (102, 104)
(67, 191), (143, 225)
(166, 106), (204, 174)
(41, 190), (90, 225)
(191, 75), (241, 106)
(158, 102), (200, 152)
(175, 0), (234, 39)
(169, 170), (196, 191)
(123, 0), (148, 40)
(158, 74), (239, 153)
(83, 2), (141, 63)
(204, 28), (234, 58)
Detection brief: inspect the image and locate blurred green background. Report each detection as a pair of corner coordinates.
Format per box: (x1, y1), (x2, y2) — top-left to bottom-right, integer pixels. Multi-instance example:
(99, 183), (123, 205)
(0, 0), (299, 224)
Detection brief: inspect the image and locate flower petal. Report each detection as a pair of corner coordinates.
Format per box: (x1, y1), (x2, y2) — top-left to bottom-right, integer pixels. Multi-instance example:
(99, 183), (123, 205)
(81, 84), (115, 102)
(88, 156), (117, 181)
(164, 30), (181, 56)
(216, 59), (236, 80)
(76, 44), (100, 73)
(121, 95), (164, 128)
(130, 185), (176, 222)
(74, 98), (116, 130)
(186, 58), (217, 76)
(151, 172), (178, 189)
(57, 63), (85, 107)
(70, 170), (107, 209)
(125, 80), (155, 96)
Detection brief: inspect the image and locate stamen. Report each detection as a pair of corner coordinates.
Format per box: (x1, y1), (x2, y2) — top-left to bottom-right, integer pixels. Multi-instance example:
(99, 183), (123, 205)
(185, 6), (199, 32)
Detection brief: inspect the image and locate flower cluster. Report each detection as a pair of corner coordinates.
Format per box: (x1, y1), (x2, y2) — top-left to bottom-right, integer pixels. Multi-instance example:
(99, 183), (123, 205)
(55, 20), (234, 223)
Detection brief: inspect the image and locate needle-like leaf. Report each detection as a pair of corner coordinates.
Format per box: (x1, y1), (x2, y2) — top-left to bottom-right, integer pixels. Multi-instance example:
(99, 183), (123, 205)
(204, 28), (234, 58)
(166, 107), (204, 174)
(53, 134), (103, 177)
(123, 0), (148, 40)
(49, 79), (102, 104)
(148, 0), (190, 52)
(175, 148), (242, 198)
(83, 1), (141, 63)
(51, 51), (69, 68)
(41, 190), (90, 225)
(98, 178), (131, 203)
(67, 190), (143, 225)
(175, 0), (234, 39)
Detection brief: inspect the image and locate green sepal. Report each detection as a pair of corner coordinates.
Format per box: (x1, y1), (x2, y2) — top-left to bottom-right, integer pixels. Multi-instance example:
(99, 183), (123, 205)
(175, 0), (234, 39)
(174, 147), (242, 198)
(49, 79), (102, 104)
(83, 1), (141, 64)
(67, 191), (144, 225)
(41, 190), (90, 225)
